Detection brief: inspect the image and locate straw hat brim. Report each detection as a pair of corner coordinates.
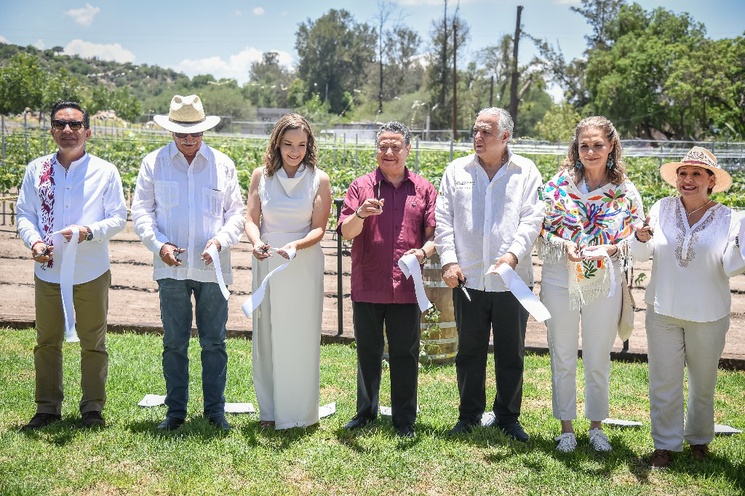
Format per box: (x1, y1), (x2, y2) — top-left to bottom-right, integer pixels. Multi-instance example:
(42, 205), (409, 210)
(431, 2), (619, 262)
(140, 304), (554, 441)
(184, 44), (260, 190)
(153, 115), (220, 134)
(659, 161), (732, 194)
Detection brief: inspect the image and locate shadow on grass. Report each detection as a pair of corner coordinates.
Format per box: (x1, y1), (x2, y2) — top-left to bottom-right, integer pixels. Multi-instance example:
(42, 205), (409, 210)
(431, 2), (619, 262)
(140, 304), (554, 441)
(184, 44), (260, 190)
(18, 418), (87, 446)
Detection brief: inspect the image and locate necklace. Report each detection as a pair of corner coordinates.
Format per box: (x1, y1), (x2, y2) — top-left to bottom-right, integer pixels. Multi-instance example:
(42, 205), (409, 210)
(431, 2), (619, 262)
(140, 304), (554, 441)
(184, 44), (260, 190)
(685, 199), (713, 218)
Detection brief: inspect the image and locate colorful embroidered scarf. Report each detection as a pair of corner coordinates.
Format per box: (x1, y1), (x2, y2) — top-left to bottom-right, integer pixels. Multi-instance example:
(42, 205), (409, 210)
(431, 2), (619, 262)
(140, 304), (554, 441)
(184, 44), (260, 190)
(540, 169), (643, 307)
(38, 156), (56, 269)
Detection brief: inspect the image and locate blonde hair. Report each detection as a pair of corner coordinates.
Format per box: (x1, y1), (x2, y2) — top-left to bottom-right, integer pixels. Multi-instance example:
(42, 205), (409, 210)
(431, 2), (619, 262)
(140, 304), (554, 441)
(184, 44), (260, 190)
(263, 113), (317, 177)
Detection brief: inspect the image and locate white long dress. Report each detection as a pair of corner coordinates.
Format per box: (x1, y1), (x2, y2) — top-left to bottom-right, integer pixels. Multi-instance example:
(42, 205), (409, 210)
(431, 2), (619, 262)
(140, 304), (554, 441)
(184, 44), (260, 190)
(252, 165), (324, 429)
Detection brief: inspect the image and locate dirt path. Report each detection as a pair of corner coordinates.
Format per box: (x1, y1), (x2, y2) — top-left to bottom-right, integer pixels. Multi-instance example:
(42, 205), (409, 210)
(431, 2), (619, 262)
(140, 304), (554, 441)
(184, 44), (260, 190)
(2, 223), (744, 365)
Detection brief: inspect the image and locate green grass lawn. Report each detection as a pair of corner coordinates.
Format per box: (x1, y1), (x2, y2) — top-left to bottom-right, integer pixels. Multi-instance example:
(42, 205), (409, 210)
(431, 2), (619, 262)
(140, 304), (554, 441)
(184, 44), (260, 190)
(1, 328), (743, 495)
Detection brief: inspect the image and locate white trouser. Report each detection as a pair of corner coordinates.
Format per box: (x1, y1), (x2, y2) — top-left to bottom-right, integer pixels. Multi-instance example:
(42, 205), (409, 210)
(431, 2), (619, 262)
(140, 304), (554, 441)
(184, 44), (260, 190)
(541, 281), (621, 421)
(646, 308), (728, 451)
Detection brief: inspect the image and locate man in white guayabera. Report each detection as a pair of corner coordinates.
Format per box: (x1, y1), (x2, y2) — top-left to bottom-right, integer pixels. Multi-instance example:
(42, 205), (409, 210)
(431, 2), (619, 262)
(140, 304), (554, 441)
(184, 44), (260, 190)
(131, 94), (244, 432)
(17, 100), (127, 430)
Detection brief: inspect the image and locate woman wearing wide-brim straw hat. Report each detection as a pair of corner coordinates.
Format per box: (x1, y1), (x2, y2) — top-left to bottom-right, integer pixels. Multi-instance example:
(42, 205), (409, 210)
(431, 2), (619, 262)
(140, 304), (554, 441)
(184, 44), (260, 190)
(633, 146), (745, 469)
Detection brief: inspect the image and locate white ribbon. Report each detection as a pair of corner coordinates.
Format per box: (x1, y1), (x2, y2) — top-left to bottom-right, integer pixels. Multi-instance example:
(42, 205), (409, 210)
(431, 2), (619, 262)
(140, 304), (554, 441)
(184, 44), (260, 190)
(242, 247), (297, 317)
(738, 216), (745, 261)
(56, 227), (80, 342)
(398, 253), (432, 313)
(206, 244), (230, 301)
(487, 263), (551, 322)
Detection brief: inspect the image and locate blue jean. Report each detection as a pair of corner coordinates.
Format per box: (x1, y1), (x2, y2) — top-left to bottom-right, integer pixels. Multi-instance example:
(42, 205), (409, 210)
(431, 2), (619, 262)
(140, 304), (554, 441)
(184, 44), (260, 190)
(157, 278), (228, 419)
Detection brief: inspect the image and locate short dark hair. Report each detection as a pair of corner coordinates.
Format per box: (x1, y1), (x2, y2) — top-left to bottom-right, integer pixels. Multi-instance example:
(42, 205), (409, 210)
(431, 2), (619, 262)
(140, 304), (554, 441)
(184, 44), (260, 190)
(376, 121), (411, 146)
(50, 101), (90, 128)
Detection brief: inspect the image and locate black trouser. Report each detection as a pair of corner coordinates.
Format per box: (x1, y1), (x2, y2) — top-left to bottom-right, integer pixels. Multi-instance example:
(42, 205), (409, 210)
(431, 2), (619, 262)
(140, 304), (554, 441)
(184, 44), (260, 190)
(453, 288), (528, 426)
(352, 302), (420, 428)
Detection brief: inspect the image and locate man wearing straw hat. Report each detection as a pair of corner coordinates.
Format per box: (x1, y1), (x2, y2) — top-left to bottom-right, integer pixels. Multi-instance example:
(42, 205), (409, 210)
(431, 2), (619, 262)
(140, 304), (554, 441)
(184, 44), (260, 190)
(17, 100), (127, 430)
(131, 95), (244, 431)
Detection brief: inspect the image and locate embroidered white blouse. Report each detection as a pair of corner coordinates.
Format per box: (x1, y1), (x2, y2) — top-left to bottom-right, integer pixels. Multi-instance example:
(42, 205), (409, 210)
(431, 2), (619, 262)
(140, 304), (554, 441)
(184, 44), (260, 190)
(631, 196), (745, 322)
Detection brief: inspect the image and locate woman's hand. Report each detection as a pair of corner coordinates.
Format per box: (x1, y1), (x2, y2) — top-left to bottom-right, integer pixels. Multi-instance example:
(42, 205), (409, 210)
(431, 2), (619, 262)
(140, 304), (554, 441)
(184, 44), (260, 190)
(565, 241), (583, 262)
(275, 242), (297, 260)
(635, 215), (654, 243)
(252, 243), (271, 260)
(582, 245), (615, 261)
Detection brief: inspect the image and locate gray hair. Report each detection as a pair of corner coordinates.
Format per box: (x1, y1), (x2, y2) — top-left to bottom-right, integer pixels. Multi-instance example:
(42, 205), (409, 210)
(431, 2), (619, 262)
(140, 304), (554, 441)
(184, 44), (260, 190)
(376, 121), (411, 146)
(476, 107), (514, 140)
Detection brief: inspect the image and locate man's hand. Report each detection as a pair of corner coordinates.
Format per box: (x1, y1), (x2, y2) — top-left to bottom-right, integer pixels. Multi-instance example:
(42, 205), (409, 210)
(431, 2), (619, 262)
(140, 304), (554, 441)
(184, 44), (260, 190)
(31, 242), (53, 263)
(356, 198), (385, 219)
(59, 224), (89, 243)
(494, 252), (518, 270)
(201, 239), (222, 265)
(442, 262), (464, 289)
(160, 243), (184, 267)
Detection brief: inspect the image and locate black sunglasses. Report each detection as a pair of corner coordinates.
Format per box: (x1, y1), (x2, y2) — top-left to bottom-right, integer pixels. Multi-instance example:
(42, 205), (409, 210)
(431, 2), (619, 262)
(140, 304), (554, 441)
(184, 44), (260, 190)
(175, 132), (204, 138)
(51, 119), (85, 131)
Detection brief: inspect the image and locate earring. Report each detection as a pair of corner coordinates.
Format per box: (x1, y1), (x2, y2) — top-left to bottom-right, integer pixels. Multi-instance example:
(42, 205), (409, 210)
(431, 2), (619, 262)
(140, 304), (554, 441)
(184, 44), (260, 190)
(574, 161), (582, 170)
(606, 157), (615, 169)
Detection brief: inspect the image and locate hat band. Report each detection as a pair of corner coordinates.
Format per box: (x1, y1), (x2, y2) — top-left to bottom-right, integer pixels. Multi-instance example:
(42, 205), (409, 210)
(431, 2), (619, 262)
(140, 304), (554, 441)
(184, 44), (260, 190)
(169, 117), (206, 125)
(682, 159), (715, 167)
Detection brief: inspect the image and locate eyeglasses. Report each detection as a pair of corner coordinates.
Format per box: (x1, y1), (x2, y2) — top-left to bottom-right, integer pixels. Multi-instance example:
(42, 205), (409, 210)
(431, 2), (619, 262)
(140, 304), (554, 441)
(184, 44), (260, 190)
(51, 120), (85, 131)
(377, 145), (403, 153)
(175, 132), (204, 138)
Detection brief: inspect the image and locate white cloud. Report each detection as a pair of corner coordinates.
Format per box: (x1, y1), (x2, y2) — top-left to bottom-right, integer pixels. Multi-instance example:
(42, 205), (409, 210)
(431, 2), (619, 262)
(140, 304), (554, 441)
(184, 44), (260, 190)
(252, 7), (265, 15)
(33, 39), (46, 50)
(63, 39), (136, 63)
(64, 4), (101, 27)
(175, 47), (293, 84)
(0, 35), (10, 44)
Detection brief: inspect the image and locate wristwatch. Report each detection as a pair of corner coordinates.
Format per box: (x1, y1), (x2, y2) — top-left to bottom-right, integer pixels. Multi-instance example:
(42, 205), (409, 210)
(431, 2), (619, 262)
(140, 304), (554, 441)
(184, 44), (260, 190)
(84, 226), (93, 241)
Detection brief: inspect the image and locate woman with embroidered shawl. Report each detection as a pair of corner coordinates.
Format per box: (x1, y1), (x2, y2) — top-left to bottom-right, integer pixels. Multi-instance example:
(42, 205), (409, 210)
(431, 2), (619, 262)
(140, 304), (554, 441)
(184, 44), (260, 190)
(539, 116), (644, 453)
(633, 147), (745, 469)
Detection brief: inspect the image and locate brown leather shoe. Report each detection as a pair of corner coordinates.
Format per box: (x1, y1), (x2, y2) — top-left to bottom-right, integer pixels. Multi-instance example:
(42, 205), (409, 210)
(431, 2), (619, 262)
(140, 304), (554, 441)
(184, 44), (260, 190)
(690, 444), (709, 460)
(649, 449), (672, 469)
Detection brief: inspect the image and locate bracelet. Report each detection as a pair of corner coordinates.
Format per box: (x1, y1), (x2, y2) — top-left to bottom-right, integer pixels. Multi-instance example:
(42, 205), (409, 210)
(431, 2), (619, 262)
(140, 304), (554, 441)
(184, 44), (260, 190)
(634, 232), (647, 243)
(355, 207), (366, 220)
(420, 249), (428, 265)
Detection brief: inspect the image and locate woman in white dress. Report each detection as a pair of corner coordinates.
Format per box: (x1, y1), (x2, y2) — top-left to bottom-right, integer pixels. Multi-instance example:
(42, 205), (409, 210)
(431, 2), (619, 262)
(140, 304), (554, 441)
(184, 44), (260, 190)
(245, 113), (332, 429)
(633, 147), (745, 469)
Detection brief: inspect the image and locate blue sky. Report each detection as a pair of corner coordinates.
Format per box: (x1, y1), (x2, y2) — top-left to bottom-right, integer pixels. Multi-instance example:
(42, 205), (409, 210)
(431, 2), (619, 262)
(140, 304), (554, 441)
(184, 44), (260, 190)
(1, 0), (743, 86)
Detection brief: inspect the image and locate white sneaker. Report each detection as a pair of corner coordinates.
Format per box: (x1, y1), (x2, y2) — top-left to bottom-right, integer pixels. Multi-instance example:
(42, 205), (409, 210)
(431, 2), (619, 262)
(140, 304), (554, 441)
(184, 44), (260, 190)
(589, 428), (612, 452)
(555, 432), (577, 453)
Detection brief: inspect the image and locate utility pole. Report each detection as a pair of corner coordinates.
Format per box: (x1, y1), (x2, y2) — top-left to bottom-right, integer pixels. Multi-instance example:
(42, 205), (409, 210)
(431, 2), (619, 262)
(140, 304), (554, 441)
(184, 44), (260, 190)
(452, 18), (458, 141)
(508, 5), (523, 133)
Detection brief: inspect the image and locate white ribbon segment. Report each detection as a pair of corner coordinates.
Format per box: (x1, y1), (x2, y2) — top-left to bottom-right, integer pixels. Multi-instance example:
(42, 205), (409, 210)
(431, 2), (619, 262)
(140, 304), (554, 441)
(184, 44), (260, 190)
(242, 247), (297, 317)
(398, 253), (432, 312)
(487, 263), (551, 322)
(206, 243), (230, 301)
(738, 216), (745, 261)
(58, 227), (80, 342)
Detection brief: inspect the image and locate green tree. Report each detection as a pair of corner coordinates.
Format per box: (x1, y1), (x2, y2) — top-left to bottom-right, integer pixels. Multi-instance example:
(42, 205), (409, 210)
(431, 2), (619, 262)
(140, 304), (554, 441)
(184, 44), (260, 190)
(246, 52), (293, 108)
(426, 0), (469, 132)
(0, 52), (46, 115)
(295, 9), (376, 115)
(535, 101), (582, 142)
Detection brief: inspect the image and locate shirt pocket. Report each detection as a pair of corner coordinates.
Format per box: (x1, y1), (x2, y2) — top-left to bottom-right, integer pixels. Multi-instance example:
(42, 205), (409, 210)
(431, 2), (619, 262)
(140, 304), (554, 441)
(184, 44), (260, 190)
(203, 187), (224, 218)
(154, 180), (179, 209)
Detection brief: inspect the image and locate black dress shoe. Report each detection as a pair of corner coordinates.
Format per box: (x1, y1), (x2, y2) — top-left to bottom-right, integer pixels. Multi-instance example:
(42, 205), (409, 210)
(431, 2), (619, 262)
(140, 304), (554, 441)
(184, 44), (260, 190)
(344, 416), (372, 430)
(448, 419), (479, 434)
(497, 421), (529, 442)
(157, 416), (185, 431)
(395, 424), (415, 438)
(21, 412), (61, 431)
(207, 415), (231, 431)
(81, 411), (105, 428)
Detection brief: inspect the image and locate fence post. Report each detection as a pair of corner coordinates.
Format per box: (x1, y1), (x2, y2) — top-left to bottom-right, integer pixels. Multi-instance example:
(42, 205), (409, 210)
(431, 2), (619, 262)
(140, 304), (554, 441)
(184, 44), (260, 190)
(334, 198), (345, 336)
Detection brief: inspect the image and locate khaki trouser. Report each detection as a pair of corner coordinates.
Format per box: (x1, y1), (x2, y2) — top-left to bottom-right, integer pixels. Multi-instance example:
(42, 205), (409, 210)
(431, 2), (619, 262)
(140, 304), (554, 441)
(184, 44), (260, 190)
(34, 271), (110, 415)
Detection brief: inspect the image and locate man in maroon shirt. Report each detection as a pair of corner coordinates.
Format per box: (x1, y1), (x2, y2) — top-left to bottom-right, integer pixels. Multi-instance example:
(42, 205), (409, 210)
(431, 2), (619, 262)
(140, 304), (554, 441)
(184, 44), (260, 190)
(338, 121), (437, 438)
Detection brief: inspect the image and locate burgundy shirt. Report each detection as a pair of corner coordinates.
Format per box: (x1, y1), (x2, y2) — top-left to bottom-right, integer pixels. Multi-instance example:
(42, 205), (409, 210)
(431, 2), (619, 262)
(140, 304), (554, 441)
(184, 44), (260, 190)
(338, 167), (437, 304)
